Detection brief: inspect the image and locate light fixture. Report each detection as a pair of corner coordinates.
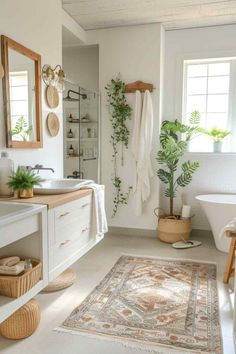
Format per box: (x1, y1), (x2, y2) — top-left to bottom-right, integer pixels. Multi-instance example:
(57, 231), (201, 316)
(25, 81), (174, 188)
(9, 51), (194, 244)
(42, 64), (65, 92)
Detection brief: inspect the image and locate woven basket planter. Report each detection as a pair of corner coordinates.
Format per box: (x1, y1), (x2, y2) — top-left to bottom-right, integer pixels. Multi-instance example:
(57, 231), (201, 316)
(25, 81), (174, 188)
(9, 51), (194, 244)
(0, 299), (40, 339)
(154, 209), (192, 244)
(19, 188), (34, 199)
(158, 216), (192, 243)
(0, 259), (42, 298)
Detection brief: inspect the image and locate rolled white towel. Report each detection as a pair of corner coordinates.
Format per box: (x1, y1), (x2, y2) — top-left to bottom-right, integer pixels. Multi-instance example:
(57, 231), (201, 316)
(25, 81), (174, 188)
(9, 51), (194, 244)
(220, 217), (236, 239)
(0, 256), (20, 267)
(0, 261), (25, 276)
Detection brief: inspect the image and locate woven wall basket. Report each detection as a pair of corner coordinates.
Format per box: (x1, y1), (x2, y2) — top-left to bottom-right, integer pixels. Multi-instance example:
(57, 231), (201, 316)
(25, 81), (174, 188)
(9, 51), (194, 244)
(0, 299), (40, 339)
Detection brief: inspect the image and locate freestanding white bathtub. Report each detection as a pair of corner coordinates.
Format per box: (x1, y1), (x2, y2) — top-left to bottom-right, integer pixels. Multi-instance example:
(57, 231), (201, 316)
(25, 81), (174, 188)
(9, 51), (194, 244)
(195, 194), (236, 253)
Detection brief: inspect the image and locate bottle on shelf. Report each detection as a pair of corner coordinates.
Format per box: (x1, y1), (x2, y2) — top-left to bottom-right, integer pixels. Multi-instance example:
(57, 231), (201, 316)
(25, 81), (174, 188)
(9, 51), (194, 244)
(0, 151), (14, 196)
(24, 259), (33, 272)
(87, 128), (92, 138)
(67, 129), (73, 138)
(68, 114), (73, 122)
(68, 145), (75, 156)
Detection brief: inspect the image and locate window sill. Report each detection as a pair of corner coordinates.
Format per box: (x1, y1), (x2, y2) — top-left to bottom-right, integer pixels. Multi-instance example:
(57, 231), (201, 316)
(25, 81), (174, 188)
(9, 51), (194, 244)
(185, 151), (236, 156)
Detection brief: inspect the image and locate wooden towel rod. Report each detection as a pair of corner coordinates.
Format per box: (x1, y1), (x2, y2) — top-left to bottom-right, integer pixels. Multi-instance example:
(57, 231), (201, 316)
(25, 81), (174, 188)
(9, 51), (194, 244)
(124, 80), (155, 93)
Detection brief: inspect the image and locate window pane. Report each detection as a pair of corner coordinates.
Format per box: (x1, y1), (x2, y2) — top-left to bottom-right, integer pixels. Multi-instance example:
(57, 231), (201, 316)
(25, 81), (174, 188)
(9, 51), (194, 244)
(206, 113), (228, 129)
(11, 101), (28, 116)
(10, 86), (28, 101)
(187, 64), (207, 77)
(189, 135), (212, 152)
(187, 77), (207, 94)
(187, 95), (206, 113)
(208, 63), (230, 76)
(9, 72), (28, 86)
(208, 76), (229, 94)
(207, 94), (228, 113)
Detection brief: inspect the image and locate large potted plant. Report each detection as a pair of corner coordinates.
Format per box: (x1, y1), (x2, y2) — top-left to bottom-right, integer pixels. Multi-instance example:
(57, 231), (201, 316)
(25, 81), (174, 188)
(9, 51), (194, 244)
(7, 167), (42, 198)
(156, 112), (200, 243)
(202, 127), (230, 153)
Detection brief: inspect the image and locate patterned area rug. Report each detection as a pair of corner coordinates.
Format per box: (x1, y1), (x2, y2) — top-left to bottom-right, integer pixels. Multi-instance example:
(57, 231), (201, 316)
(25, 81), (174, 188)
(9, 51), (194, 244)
(59, 256), (222, 354)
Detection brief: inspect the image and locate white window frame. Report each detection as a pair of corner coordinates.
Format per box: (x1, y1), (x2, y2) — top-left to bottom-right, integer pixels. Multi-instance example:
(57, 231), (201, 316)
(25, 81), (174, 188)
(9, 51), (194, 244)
(182, 57), (236, 153)
(173, 49), (236, 153)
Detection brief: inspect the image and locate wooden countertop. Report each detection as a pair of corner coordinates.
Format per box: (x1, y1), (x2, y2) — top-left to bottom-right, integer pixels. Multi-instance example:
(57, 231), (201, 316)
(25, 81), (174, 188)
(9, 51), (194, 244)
(0, 189), (92, 209)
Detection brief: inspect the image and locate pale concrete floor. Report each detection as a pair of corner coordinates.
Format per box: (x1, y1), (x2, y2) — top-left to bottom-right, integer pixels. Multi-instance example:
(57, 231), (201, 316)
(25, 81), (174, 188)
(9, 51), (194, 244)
(0, 233), (235, 354)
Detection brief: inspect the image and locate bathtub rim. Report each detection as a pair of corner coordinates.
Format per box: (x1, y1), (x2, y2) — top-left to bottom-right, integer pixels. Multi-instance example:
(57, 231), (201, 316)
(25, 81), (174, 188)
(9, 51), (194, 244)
(196, 193), (236, 205)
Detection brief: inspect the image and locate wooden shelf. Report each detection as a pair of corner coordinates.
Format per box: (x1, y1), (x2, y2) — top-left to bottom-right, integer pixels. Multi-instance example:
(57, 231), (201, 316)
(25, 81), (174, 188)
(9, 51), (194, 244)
(66, 138), (97, 142)
(66, 155), (81, 158)
(81, 138), (97, 141)
(67, 121), (97, 124)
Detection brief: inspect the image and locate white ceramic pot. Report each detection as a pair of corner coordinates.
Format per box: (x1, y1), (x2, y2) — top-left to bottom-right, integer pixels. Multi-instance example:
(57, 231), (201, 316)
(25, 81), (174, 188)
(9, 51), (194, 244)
(213, 141), (222, 153)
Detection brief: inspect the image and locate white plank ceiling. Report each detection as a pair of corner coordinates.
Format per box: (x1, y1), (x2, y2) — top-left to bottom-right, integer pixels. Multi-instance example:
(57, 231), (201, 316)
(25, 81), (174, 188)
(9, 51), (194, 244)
(62, 0), (236, 31)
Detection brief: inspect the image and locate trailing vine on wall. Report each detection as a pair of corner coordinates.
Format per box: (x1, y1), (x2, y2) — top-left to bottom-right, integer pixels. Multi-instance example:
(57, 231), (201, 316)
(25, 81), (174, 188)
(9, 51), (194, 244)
(105, 76), (132, 217)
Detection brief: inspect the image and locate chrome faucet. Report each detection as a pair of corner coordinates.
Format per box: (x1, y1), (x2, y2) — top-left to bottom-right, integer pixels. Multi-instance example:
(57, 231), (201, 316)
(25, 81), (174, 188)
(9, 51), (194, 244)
(26, 164), (55, 173)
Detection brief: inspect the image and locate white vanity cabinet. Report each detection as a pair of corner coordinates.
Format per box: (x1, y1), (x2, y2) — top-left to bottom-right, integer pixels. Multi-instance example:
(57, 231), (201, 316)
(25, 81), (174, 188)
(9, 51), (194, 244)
(0, 190), (104, 323)
(48, 192), (100, 281)
(0, 203), (47, 322)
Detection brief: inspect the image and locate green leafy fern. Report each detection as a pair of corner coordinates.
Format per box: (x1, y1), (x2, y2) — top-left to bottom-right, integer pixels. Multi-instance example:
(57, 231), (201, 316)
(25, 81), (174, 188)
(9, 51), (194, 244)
(7, 167), (43, 191)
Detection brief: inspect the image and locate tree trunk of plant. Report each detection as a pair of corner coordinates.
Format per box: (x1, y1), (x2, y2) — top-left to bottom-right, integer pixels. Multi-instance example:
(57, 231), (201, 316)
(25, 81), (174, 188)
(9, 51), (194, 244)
(170, 197), (174, 216)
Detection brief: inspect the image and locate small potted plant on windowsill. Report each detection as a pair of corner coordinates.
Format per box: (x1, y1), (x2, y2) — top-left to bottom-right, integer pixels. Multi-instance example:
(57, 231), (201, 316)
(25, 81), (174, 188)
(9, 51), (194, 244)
(201, 127), (231, 153)
(7, 167), (43, 198)
(155, 111), (200, 243)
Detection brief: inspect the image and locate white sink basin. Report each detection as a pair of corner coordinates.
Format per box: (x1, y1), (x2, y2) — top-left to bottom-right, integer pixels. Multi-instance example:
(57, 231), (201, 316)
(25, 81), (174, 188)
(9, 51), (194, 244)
(0, 202), (31, 218)
(0, 202), (44, 226)
(34, 179), (93, 195)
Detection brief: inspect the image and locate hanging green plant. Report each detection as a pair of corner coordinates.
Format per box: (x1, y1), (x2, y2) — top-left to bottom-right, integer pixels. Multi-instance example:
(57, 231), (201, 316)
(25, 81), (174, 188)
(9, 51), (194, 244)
(105, 76), (132, 217)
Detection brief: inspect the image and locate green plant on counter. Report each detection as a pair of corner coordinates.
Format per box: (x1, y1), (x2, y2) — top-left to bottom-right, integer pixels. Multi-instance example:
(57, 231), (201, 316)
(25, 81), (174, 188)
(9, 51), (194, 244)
(201, 127), (231, 143)
(156, 111), (200, 216)
(7, 167), (43, 191)
(11, 116), (33, 141)
(105, 76), (132, 217)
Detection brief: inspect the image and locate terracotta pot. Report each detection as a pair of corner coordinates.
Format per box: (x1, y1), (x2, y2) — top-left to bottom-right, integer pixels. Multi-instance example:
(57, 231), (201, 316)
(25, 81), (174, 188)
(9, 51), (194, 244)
(19, 188), (34, 199)
(157, 215), (192, 244)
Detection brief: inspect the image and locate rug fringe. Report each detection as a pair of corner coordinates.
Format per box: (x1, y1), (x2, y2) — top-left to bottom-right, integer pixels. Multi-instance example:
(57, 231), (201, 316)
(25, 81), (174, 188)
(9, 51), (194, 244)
(54, 326), (215, 354)
(121, 253), (217, 266)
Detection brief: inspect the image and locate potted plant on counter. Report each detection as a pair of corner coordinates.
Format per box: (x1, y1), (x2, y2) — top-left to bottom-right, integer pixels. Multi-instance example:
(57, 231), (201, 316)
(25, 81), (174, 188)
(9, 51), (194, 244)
(155, 112), (200, 243)
(201, 127), (230, 153)
(7, 167), (43, 198)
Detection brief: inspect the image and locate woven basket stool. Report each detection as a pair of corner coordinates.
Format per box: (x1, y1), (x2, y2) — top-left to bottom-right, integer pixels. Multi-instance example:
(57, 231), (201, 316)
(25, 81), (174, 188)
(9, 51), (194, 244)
(0, 299), (40, 339)
(42, 268), (76, 293)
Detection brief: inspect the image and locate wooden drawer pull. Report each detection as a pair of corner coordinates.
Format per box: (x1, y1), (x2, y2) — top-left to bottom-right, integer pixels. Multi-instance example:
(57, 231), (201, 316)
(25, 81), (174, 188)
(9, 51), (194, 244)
(59, 212), (69, 218)
(60, 239), (70, 246)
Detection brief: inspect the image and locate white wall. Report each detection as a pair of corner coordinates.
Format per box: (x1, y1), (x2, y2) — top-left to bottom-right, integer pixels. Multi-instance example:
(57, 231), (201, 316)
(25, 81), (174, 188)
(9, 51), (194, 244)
(62, 46), (99, 91)
(0, 0), (63, 178)
(163, 24), (236, 229)
(87, 24), (164, 230)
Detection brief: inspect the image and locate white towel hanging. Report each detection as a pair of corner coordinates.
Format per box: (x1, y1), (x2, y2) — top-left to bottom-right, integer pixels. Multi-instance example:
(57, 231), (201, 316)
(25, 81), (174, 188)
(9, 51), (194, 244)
(133, 90), (154, 216)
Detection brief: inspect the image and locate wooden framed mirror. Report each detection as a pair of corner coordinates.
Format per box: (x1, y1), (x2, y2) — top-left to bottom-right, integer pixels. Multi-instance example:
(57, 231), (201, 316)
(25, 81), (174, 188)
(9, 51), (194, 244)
(1, 35), (43, 148)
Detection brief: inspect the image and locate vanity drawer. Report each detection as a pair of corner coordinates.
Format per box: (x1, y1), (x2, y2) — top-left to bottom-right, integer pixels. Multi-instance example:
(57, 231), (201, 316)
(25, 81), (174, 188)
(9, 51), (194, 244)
(54, 194), (92, 245)
(53, 224), (93, 268)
